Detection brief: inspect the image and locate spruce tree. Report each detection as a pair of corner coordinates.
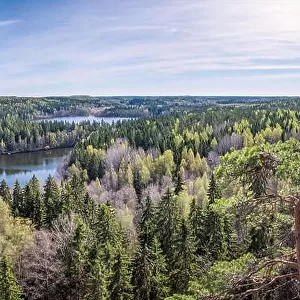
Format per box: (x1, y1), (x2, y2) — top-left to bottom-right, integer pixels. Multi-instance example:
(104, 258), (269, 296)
(12, 180), (23, 217)
(156, 188), (179, 261)
(84, 246), (108, 300)
(44, 175), (62, 228)
(174, 172), (184, 195)
(80, 192), (96, 226)
(109, 249), (133, 300)
(32, 190), (46, 229)
(140, 196), (156, 248)
(169, 219), (197, 295)
(0, 180), (12, 208)
(207, 173), (221, 205)
(65, 217), (88, 300)
(0, 256), (22, 300)
(133, 245), (152, 300)
(149, 237), (169, 300)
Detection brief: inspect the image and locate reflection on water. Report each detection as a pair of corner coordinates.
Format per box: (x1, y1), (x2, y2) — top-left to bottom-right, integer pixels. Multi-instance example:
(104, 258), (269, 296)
(39, 116), (130, 124)
(0, 148), (71, 186)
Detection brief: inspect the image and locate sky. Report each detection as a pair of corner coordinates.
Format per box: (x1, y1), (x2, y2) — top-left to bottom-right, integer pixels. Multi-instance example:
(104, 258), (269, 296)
(1, 0), (300, 96)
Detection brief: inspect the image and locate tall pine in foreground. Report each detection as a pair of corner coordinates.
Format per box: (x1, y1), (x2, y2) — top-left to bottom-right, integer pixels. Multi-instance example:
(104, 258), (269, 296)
(156, 188), (180, 261)
(0, 256), (22, 300)
(84, 246), (108, 300)
(109, 249), (133, 300)
(169, 219), (198, 295)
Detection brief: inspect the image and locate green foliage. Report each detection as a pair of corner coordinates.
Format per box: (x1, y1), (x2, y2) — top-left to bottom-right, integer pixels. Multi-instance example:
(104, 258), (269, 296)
(197, 253), (255, 296)
(0, 256), (22, 300)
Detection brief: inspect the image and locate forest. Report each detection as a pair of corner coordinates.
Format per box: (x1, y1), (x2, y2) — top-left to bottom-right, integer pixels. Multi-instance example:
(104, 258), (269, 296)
(2, 97), (300, 299)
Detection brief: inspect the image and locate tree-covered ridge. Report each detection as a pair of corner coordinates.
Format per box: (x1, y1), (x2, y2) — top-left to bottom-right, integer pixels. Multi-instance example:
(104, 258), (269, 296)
(3, 103), (300, 298)
(0, 116), (102, 154)
(70, 107), (300, 181)
(2, 95), (300, 120)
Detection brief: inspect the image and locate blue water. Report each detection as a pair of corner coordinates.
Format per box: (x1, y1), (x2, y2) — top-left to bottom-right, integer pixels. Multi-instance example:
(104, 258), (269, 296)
(39, 116), (130, 124)
(0, 148), (70, 186)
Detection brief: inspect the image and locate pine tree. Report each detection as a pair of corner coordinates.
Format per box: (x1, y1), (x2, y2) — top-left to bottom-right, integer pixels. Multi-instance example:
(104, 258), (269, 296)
(84, 246), (108, 300)
(12, 180), (23, 217)
(80, 192), (96, 226)
(156, 188), (179, 261)
(133, 245), (152, 300)
(205, 207), (228, 261)
(65, 217), (88, 300)
(169, 219), (197, 295)
(32, 190), (46, 229)
(109, 249), (133, 300)
(149, 237), (169, 300)
(188, 198), (207, 256)
(0, 256), (22, 300)
(140, 196), (156, 248)
(174, 172), (184, 195)
(207, 173), (221, 205)
(0, 180), (12, 208)
(44, 175), (62, 228)
(133, 170), (142, 203)
(93, 204), (124, 272)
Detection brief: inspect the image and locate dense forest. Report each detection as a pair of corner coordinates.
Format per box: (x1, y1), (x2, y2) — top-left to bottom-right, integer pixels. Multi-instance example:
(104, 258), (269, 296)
(2, 97), (300, 299)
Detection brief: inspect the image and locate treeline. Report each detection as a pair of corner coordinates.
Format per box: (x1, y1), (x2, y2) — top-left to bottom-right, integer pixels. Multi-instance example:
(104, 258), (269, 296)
(70, 107), (300, 181)
(0, 116), (100, 153)
(3, 95), (300, 121)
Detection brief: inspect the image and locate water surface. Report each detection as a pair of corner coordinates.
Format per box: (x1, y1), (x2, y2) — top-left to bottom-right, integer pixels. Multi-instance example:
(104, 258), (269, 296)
(39, 116), (130, 124)
(0, 148), (70, 186)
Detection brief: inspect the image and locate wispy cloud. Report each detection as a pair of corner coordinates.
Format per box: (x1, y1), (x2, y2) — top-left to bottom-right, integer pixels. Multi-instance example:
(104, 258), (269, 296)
(0, 0), (300, 95)
(0, 19), (21, 27)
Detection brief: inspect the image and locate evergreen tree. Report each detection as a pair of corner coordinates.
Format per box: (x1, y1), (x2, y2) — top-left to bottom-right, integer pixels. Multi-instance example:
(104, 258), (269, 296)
(84, 246), (108, 300)
(44, 175), (62, 228)
(80, 192), (96, 226)
(65, 217), (88, 300)
(207, 173), (221, 205)
(156, 188), (179, 261)
(133, 170), (142, 203)
(109, 249), (133, 300)
(140, 196), (156, 248)
(133, 245), (152, 300)
(93, 204), (124, 272)
(174, 172), (184, 195)
(169, 219), (197, 295)
(0, 180), (12, 207)
(148, 237), (169, 300)
(12, 180), (23, 217)
(0, 256), (22, 300)
(188, 199), (207, 256)
(204, 207), (229, 261)
(32, 190), (46, 229)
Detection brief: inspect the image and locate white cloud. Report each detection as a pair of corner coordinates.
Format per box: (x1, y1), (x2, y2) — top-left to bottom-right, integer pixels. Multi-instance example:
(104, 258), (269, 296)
(0, 0), (300, 95)
(0, 19), (21, 27)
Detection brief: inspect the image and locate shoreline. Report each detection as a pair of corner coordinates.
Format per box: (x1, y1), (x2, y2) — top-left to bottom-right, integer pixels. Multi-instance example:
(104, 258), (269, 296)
(0, 145), (74, 156)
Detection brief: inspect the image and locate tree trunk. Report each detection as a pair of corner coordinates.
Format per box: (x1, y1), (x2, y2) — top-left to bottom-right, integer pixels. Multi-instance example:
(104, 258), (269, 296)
(294, 200), (300, 279)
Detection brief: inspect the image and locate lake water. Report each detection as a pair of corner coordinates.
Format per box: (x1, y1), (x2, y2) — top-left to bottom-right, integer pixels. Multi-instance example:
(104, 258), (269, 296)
(39, 116), (130, 124)
(0, 116), (132, 187)
(0, 148), (71, 187)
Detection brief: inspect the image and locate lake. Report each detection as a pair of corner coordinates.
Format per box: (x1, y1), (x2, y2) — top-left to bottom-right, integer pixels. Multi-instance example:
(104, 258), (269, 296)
(0, 148), (70, 187)
(0, 116), (132, 187)
(39, 115), (130, 124)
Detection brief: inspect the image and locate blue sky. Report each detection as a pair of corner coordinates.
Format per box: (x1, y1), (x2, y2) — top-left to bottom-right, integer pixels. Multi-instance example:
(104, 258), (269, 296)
(1, 0), (300, 96)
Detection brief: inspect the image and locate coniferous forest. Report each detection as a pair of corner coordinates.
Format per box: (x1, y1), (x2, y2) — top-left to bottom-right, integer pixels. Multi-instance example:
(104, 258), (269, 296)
(2, 96), (300, 299)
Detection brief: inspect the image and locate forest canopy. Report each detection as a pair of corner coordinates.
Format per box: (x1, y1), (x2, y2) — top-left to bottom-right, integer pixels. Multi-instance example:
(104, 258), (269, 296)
(1, 97), (300, 299)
